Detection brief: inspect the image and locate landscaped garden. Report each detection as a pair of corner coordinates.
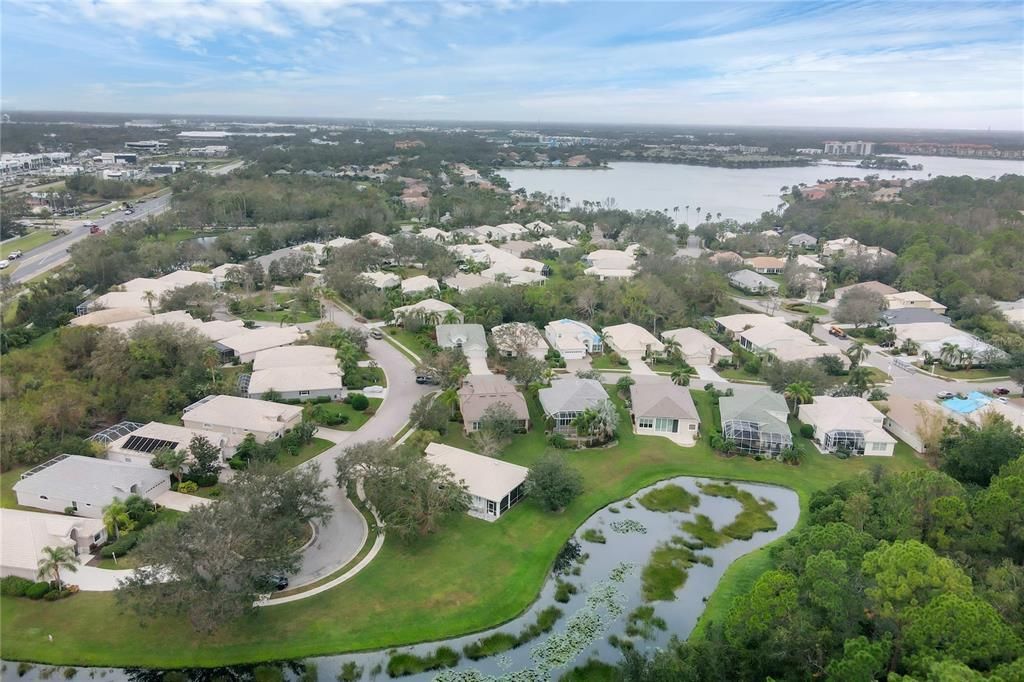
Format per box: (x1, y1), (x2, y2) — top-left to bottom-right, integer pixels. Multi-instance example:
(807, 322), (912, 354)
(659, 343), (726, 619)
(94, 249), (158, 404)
(0, 389), (926, 668)
(306, 397), (383, 431)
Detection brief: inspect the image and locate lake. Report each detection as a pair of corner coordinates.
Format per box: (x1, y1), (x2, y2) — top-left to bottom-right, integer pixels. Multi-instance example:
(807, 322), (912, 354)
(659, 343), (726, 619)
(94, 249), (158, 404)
(500, 156), (1024, 223)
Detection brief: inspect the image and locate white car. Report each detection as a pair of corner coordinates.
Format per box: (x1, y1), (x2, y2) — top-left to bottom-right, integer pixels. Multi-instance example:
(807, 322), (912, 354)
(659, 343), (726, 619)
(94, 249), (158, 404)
(0, 260), (10, 270)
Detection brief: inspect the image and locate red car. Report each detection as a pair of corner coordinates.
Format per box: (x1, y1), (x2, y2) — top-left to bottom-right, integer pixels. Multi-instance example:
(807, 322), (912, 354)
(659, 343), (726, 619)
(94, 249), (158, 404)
(993, 387), (1010, 396)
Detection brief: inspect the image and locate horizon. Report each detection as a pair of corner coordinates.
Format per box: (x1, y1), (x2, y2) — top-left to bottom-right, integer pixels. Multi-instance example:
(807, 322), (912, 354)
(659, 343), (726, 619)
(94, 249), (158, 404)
(3, 1), (1023, 131)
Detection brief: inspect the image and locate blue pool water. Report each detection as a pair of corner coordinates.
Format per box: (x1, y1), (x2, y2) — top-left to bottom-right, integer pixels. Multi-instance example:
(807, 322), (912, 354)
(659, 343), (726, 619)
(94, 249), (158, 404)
(942, 391), (992, 414)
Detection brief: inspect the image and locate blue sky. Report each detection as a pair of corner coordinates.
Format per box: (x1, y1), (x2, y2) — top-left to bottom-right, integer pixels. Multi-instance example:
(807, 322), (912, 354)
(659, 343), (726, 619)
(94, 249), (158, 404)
(2, 1), (1022, 129)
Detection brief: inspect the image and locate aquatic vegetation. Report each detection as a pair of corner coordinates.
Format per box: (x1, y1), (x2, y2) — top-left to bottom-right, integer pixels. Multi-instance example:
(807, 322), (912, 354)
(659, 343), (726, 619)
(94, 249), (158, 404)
(581, 528), (607, 544)
(554, 579), (578, 603)
(680, 513), (726, 548)
(610, 519), (647, 534)
(624, 605), (667, 639)
(641, 537), (712, 602)
(386, 646), (460, 677)
(698, 482), (777, 540)
(637, 484), (700, 513)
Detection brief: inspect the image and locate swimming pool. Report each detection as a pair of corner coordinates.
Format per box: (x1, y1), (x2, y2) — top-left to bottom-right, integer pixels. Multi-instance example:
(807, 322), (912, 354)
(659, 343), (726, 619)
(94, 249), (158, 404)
(942, 391), (992, 414)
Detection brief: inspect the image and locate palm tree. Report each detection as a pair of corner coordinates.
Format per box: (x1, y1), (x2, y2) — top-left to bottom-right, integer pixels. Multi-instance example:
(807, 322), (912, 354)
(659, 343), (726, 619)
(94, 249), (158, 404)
(939, 342), (961, 368)
(37, 545), (78, 589)
(783, 381), (814, 414)
(671, 368), (690, 386)
(662, 337), (682, 360)
(438, 386), (460, 417)
(442, 310), (462, 325)
(102, 498), (133, 540)
(202, 347), (220, 384)
(959, 348), (976, 371)
(845, 341), (869, 368)
(143, 290), (157, 314)
(846, 366), (874, 395)
(900, 338), (920, 355)
(280, 310), (298, 328)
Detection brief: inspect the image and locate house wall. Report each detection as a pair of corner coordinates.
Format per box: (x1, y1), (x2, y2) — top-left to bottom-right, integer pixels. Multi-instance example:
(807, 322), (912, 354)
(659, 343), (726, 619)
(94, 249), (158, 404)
(884, 417), (924, 453)
(182, 414), (301, 444)
(464, 418), (528, 434)
(248, 387), (342, 402)
(15, 478), (170, 519)
(633, 416), (700, 445)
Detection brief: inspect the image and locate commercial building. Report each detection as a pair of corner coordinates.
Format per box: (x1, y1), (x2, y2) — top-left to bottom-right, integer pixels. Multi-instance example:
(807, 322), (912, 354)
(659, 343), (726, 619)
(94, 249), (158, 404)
(181, 395), (303, 445)
(823, 140), (875, 155)
(629, 379), (701, 445)
(124, 140), (168, 151)
(799, 397), (896, 456)
(458, 375), (530, 434)
(424, 443), (527, 522)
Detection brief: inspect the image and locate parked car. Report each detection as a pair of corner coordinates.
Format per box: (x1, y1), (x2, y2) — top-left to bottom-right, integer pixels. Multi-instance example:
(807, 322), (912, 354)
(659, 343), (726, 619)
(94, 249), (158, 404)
(0, 260), (9, 270)
(8, 250), (22, 260)
(828, 326), (847, 339)
(369, 328), (384, 340)
(259, 575), (289, 591)
(993, 387), (1010, 396)
(415, 374), (438, 385)
(936, 391), (955, 400)
(89, 225), (103, 235)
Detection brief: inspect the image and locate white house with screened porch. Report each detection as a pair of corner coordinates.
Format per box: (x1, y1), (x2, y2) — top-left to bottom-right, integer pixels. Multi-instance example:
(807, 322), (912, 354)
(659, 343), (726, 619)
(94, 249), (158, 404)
(425, 442), (528, 521)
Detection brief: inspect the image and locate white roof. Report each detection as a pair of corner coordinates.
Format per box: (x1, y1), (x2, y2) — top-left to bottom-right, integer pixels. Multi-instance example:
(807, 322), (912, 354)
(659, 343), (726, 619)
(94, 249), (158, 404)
(93, 290), (161, 310)
(536, 236), (571, 250)
(13, 455), (169, 503)
(800, 397), (894, 444)
(525, 220), (554, 234)
(248, 366), (344, 395)
(119, 277), (173, 293)
(885, 291), (945, 310)
(71, 308), (150, 328)
(715, 313), (784, 334)
(539, 378), (609, 415)
(892, 322), (968, 343)
(327, 236), (355, 249)
(362, 232), (393, 248)
(401, 275), (440, 295)
(211, 263), (243, 280)
(0, 509), (104, 573)
(545, 319), (599, 353)
(157, 270), (215, 287)
(106, 310), (199, 334)
(217, 326), (304, 356)
(195, 319), (247, 341)
(970, 401), (1024, 430)
(251, 345), (337, 370)
(585, 249), (636, 270)
(483, 265), (547, 285)
(585, 266), (635, 279)
(425, 442), (528, 502)
(603, 323), (664, 354)
(495, 222), (527, 236)
(361, 271), (401, 289)
(443, 272), (491, 292)
(418, 227), (449, 241)
(660, 328), (733, 358)
(393, 298), (462, 319)
(739, 323), (811, 348)
(182, 395), (303, 433)
(108, 421), (227, 455)
(770, 343), (844, 363)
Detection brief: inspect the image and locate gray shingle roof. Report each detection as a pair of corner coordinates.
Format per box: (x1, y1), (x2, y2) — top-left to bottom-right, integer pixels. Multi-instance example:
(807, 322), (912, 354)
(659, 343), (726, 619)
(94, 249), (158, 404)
(728, 269), (779, 292)
(538, 378), (609, 415)
(719, 390), (790, 434)
(630, 381), (699, 421)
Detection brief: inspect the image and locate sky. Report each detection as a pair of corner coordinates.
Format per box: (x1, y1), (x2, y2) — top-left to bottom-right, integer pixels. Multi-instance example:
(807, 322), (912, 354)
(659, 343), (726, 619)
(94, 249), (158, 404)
(2, 1), (1022, 130)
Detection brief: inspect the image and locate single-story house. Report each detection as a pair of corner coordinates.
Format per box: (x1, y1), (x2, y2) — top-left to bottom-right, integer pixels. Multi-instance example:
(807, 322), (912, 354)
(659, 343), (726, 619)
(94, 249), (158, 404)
(728, 269), (780, 294)
(833, 280), (899, 301)
(660, 328), (733, 366)
(1, 509), (107, 580)
(799, 397), (896, 456)
(539, 378), (610, 433)
(436, 323), (488, 353)
(251, 345), (338, 371)
(744, 256), (786, 275)
(498, 240), (536, 258)
(443, 272), (492, 293)
(491, 322), (548, 359)
(995, 299), (1024, 326)
(736, 321), (805, 353)
(584, 266), (636, 281)
(483, 264), (547, 286)
(709, 251), (744, 267)
(182, 395), (304, 445)
(13, 455), (171, 518)
(327, 236), (355, 249)
(536, 236), (571, 251)
(715, 313), (780, 338)
(603, 323), (665, 360)
(583, 248), (637, 271)
(247, 365), (344, 401)
(544, 319), (603, 359)
(70, 307), (151, 328)
(892, 324), (1006, 365)
(885, 291), (947, 314)
(882, 396), (959, 453)
(195, 318), (247, 342)
(106, 421), (229, 466)
(720, 390), (792, 457)
(788, 233), (818, 248)
(157, 270), (216, 288)
(525, 220), (555, 234)
(495, 222), (528, 237)
(418, 227), (450, 242)
(105, 310), (201, 335)
(90, 290), (166, 311)
(401, 275), (440, 296)
(425, 442), (527, 522)
(795, 254), (825, 270)
(361, 271), (401, 290)
(629, 379), (700, 445)
(361, 232), (393, 249)
(392, 299), (463, 326)
(458, 375), (530, 434)
(878, 308), (951, 326)
(215, 326), (304, 363)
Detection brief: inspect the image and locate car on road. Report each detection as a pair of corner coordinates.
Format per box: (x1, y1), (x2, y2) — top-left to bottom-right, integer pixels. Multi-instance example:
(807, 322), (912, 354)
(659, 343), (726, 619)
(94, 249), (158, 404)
(259, 575), (289, 591)
(416, 374), (438, 385)
(993, 387), (1010, 396)
(0, 260), (9, 270)
(936, 391), (955, 400)
(8, 250), (22, 260)
(89, 225), (103, 235)
(828, 326), (847, 339)
(369, 328), (384, 340)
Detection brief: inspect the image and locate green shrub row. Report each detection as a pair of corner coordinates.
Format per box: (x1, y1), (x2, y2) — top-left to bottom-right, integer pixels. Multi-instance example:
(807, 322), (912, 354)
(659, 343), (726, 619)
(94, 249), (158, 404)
(386, 646), (460, 677)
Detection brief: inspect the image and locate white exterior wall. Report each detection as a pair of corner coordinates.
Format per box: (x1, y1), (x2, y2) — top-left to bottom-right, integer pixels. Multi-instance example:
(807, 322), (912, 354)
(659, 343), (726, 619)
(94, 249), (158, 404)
(633, 416), (700, 445)
(883, 417), (924, 453)
(15, 479), (170, 519)
(248, 387), (342, 402)
(181, 415), (301, 444)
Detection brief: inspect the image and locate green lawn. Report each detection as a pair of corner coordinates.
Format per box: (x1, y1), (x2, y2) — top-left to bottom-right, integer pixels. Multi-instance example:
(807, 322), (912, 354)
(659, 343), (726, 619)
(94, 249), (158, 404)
(915, 364), (1009, 380)
(0, 390), (926, 668)
(1, 466), (31, 510)
(278, 437), (334, 468)
(383, 326), (435, 363)
(590, 354), (630, 371)
(716, 368), (767, 384)
(306, 399), (384, 431)
(1, 230), (57, 259)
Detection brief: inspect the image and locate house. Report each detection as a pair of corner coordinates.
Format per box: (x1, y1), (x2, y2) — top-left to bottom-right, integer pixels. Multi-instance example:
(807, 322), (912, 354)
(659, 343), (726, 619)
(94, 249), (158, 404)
(536, 236), (571, 251)
(91, 290), (168, 311)
(156, 270), (216, 288)
(392, 299), (463, 326)
(821, 237), (863, 258)
(795, 254), (825, 271)
(483, 264), (547, 286)
(105, 310), (201, 335)
(210, 263), (243, 286)
(799, 397), (897, 456)
(251, 345), (338, 371)
(361, 232), (393, 249)
(436, 324), (488, 353)
(833, 280), (899, 300)
(495, 222), (528, 237)
(882, 396), (959, 453)
(584, 266), (635, 281)
(401, 275), (440, 296)
(247, 365), (344, 401)
(181, 395), (303, 445)
(728, 269), (780, 294)
(878, 308), (951, 326)
(629, 378), (700, 445)
(457, 375), (530, 434)
(744, 256), (786, 275)
(891, 324), (1006, 364)
(788, 233), (818, 248)
(584, 248), (637, 270)
(715, 313), (781, 338)
(491, 322), (548, 359)
(327, 236), (355, 249)
(418, 227), (449, 242)
(1, 509), (107, 581)
(660, 328), (733, 366)
(525, 220), (554, 234)
(884, 291), (947, 314)
(361, 271), (401, 290)
(106, 422), (229, 466)
(737, 322), (808, 353)
(443, 272), (491, 293)
(538, 378), (610, 432)
(70, 307), (151, 328)
(195, 318), (247, 342)
(544, 319), (603, 359)
(424, 442), (527, 522)
(13, 455), (171, 518)
(215, 326), (304, 363)
(498, 240), (537, 257)
(602, 323), (665, 359)
(995, 299), (1024, 326)
(719, 390), (793, 457)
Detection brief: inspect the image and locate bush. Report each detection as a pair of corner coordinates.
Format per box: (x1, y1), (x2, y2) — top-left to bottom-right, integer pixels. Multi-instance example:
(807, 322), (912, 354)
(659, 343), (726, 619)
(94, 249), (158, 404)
(25, 581), (52, 600)
(228, 456), (247, 470)
(349, 393), (370, 411)
(17, 663), (32, 677)
(1, 576), (33, 596)
(177, 481), (199, 494)
(799, 424), (814, 438)
(743, 358), (762, 375)
(313, 395), (331, 404)
(99, 532), (139, 558)
(547, 433), (572, 449)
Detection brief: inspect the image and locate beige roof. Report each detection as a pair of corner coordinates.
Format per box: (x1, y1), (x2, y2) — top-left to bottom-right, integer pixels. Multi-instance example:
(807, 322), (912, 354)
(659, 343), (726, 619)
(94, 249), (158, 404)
(715, 313), (781, 333)
(585, 266), (635, 279)
(182, 395), (303, 433)
(248, 366), (344, 395)
(195, 319), (247, 341)
(630, 380), (700, 421)
(361, 271), (401, 289)
(401, 275), (440, 294)
(738, 322), (810, 348)
(660, 328), (733, 358)
(393, 298), (462, 320)
(770, 343), (844, 364)
(425, 442), (528, 502)
(418, 227), (449, 241)
(458, 375), (530, 424)
(251, 345), (337, 370)
(745, 256), (786, 268)
(885, 291), (945, 311)
(892, 322), (963, 343)
(883, 395), (961, 434)
(525, 220), (554, 233)
(71, 307), (150, 328)
(93, 290), (162, 310)
(327, 236), (355, 249)
(970, 401), (1024, 430)
(536, 236), (571, 250)
(106, 310), (200, 334)
(834, 280), (899, 299)
(210, 263), (243, 280)
(709, 251), (743, 263)
(495, 222), (527, 235)
(217, 326), (303, 356)
(603, 323), (665, 354)
(795, 254), (825, 270)
(119, 277), (173, 293)
(108, 421), (227, 455)
(362, 232), (393, 248)
(1, 509), (103, 573)
(157, 270), (215, 287)
(800, 397), (894, 444)
(483, 266), (546, 285)
(499, 240), (536, 257)
(443, 272), (491, 292)
(586, 249), (636, 270)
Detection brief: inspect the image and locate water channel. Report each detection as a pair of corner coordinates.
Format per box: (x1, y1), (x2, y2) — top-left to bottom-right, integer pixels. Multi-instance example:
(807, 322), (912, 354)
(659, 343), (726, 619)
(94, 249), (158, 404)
(9, 476), (799, 682)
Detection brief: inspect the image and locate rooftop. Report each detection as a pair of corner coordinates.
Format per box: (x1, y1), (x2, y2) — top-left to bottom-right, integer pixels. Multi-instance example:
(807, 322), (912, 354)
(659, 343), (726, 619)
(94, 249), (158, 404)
(436, 323), (487, 351)
(630, 380), (699, 420)
(425, 442), (528, 502)
(248, 366), (344, 395)
(182, 395), (303, 432)
(13, 455), (168, 502)
(251, 345), (338, 371)
(539, 378), (609, 415)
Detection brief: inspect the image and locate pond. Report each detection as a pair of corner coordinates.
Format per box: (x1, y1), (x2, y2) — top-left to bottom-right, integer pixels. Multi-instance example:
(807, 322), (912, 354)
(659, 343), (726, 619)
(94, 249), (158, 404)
(7, 477), (799, 682)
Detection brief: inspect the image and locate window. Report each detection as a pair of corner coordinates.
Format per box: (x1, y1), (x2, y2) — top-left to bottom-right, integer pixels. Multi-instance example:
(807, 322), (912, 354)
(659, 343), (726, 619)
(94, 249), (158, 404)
(638, 417), (654, 429)
(655, 417), (677, 433)
(486, 500), (497, 515)
(471, 421), (481, 431)
(689, 423), (697, 430)
(299, 390), (310, 397)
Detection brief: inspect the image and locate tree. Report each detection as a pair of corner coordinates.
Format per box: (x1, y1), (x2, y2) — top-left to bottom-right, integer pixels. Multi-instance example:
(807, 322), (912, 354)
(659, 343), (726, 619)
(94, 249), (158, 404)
(102, 498), (134, 539)
(37, 545), (79, 588)
(505, 354), (547, 386)
(834, 287), (885, 328)
(477, 401), (520, 443)
(940, 418), (1024, 486)
(763, 359), (829, 393)
(783, 381), (814, 414)
(410, 394), (449, 433)
(187, 435), (222, 480)
(845, 341), (869, 368)
(816, 353), (846, 376)
(939, 342), (962, 368)
(117, 463), (330, 632)
(671, 368), (690, 386)
(526, 454), (583, 511)
(1009, 366), (1024, 396)
(142, 290), (157, 314)
(419, 348), (469, 390)
(846, 365), (875, 395)
(151, 447), (188, 485)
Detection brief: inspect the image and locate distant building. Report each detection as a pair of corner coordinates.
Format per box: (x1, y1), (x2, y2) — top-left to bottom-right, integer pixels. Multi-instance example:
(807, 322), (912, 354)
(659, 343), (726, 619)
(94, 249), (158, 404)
(187, 146), (230, 157)
(124, 140), (168, 151)
(823, 140), (875, 155)
(728, 269), (780, 294)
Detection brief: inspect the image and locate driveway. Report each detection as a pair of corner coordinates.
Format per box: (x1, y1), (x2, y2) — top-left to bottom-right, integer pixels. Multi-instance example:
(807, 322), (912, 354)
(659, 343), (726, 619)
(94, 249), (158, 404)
(154, 491), (213, 512)
(467, 354), (491, 375)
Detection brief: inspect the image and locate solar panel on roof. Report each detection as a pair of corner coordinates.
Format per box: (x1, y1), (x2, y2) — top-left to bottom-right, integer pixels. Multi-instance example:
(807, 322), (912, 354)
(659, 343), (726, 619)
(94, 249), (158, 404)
(122, 435), (180, 454)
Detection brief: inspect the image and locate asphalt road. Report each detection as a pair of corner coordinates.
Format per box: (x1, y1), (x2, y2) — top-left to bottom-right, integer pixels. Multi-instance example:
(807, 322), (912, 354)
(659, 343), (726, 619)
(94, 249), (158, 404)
(10, 192), (173, 283)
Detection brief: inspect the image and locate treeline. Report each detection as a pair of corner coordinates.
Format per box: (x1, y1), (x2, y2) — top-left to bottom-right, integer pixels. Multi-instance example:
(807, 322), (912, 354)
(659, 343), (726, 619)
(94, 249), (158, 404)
(65, 174), (148, 200)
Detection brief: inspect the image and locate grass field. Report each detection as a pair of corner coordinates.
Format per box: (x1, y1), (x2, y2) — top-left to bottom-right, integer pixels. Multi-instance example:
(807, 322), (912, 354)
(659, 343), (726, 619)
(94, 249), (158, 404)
(0, 389), (926, 668)
(0, 466), (31, 510)
(915, 364), (1009, 380)
(1, 230), (57, 259)
(306, 399), (384, 431)
(383, 327), (435, 363)
(278, 438), (334, 468)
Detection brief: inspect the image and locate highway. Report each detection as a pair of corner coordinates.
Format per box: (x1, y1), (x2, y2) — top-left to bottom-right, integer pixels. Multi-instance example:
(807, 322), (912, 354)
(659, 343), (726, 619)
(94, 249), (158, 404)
(10, 192), (173, 283)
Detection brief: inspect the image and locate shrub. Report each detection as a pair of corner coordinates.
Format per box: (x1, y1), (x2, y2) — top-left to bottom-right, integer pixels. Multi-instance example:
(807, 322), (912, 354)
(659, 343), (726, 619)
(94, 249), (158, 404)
(43, 590), (63, 601)
(554, 579), (578, 603)
(547, 433), (571, 449)
(177, 481), (199, 494)
(63, 668), (77, 679)
(0, 576), (33, 597)
(349, 393), (370, 411)
(228, 456), (247, 470)
(25, 581), (52, 600)
(313, 395), (331, 404)
(17, 663), (32, 677)
(337, 662), (363, 682)
(64, 506), (77, 515)
(99, 533), (139, 558)
(799, 424), (814, 438)
(743, 358), (761, 375)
